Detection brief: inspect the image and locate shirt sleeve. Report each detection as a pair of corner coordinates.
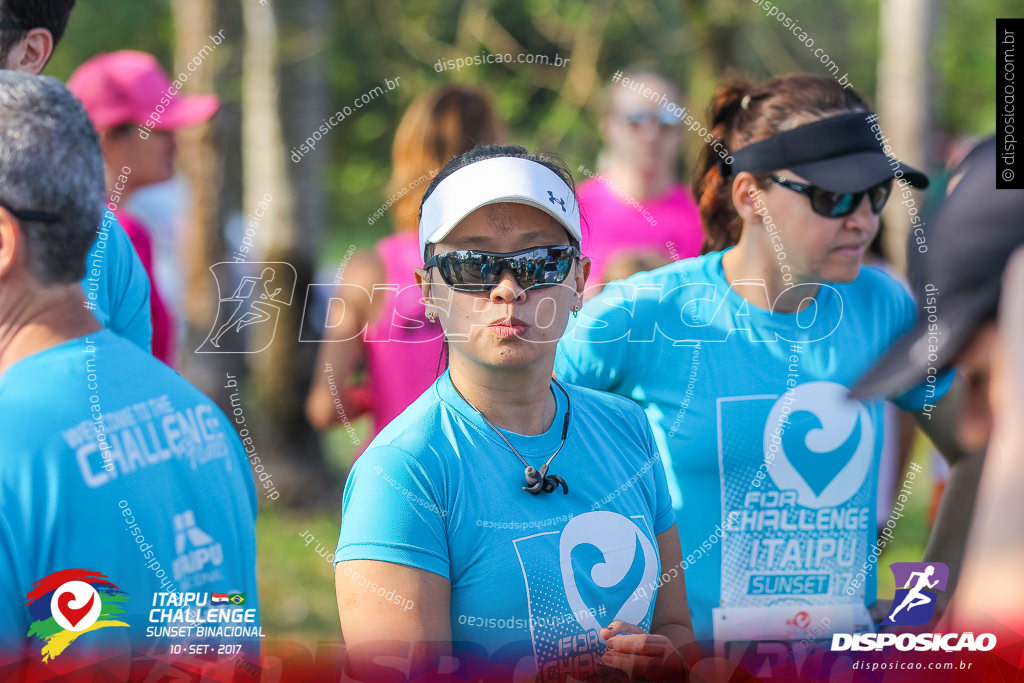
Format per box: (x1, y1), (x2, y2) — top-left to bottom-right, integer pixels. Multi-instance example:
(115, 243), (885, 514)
(103, 211), (154, 353)
(335, 445), (450, 580)
(555, 280), (640, 393)
(893, 369), (955, 412)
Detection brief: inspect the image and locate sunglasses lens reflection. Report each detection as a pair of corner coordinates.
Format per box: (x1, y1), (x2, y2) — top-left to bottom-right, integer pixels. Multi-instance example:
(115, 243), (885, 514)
(439, 247), (574, 292)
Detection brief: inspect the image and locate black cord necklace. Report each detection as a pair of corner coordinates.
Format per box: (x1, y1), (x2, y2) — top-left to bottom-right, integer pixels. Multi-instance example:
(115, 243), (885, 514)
(451, 378), (571, 495)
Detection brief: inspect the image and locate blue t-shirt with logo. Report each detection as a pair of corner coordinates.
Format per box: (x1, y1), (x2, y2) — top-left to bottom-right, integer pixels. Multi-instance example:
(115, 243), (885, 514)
(0, 330), (258, 669)
(555, 249), (954, 645)
(81, 210), (152, 352)
(335, 371), (676, 680)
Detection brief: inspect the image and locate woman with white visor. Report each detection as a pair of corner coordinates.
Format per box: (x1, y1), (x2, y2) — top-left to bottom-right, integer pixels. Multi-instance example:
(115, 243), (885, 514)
(334, 145), (697, 681)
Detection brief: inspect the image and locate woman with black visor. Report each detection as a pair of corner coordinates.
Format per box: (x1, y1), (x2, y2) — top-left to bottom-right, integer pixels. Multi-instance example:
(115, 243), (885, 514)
(557, 74), (980, 656)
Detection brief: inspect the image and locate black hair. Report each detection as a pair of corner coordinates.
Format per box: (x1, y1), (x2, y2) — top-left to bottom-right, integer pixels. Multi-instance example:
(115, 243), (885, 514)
(419, 144), (583, 374)
(0, 0), (76, 64)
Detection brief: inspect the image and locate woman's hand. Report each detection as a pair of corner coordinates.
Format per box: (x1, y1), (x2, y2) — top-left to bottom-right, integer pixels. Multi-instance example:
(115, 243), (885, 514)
(600, 620), (687, 680)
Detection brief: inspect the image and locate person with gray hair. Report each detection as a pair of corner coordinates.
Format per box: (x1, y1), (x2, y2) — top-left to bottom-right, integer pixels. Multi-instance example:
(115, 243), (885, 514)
(0, 74), (104, 285)
(0, 72), (260, 676)
(0, 0), (153, 357)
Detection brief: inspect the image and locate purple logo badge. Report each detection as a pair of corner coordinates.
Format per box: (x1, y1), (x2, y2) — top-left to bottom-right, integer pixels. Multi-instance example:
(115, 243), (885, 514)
(885, 562), (949, 626)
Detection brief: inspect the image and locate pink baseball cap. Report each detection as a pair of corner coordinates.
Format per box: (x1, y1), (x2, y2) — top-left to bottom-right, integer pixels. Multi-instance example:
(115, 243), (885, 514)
(67, 50), (219, 131)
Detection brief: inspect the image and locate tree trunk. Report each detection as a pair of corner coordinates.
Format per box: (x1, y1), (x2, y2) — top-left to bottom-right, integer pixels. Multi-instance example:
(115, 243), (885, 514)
(241, 0), (331, 506)
(173, 0), (243, 405)
(876, 0), (936, 274)
(680, 0), (741, 172)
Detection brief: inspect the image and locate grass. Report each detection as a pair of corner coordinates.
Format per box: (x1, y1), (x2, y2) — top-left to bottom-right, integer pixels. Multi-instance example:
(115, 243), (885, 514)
(254, 416), (371, 651)
(254, 424), (939, 647)
(255, 508), (341, 648)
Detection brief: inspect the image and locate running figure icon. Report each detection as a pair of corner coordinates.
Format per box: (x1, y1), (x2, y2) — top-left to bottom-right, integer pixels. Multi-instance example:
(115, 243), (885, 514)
(210, 268), (285, 347)
(887, 565), (939, 623)
(197, 262), (297, 354)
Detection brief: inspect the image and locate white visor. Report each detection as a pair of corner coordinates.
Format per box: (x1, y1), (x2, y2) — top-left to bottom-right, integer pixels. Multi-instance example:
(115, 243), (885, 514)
(418, 156), (581, 254)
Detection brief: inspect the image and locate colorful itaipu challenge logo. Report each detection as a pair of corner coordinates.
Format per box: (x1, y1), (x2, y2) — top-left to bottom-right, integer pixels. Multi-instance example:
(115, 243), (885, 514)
(25, 569), (129, 662)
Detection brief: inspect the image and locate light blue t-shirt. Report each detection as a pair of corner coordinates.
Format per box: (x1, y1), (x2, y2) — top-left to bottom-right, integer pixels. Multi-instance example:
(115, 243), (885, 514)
(555, 249), (954, 646)
(0, 330), (259, 668)
(81, 210), (152, 352)
(335, 371), (676, 680)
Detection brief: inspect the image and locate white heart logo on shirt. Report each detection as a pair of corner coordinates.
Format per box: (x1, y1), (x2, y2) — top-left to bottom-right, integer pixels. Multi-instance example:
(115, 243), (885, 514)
(764, 381), (874, 509)
(559, 511), (658, 632)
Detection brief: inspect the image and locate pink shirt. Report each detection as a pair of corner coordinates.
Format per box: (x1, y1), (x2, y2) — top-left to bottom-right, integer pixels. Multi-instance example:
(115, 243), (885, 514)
(363, 232), (444, 440)
(116, 210), (176, 367)
(577, 177), (704, 286)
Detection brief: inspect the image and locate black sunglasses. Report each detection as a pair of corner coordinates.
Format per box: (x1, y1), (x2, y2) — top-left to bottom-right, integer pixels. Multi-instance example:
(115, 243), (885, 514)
(770, 176), (893, 218)
(424, 245), (577, 293)
(0, 202), (61, 223)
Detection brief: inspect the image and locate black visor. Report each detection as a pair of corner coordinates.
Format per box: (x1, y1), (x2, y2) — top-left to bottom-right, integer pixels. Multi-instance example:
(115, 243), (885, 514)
(720, 112), (929, 193)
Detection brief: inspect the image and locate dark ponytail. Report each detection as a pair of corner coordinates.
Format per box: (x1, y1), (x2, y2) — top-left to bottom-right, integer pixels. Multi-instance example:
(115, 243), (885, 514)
(692, 74), (871, 254)
(693, 79), (756, 254)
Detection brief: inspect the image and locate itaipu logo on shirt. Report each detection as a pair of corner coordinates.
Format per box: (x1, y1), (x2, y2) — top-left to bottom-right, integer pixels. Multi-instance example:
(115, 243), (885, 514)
(25, 569), (129, 662)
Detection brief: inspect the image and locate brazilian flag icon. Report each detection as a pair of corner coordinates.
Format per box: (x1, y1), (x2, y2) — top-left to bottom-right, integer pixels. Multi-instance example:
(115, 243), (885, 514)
(229, 593), (246, 605)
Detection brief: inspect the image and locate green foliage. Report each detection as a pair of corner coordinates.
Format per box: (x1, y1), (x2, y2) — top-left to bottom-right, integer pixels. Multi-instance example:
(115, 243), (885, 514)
(935, 0), (1019, 135)
(50, 0), (1007, 265)
(45, 0), (172, 81)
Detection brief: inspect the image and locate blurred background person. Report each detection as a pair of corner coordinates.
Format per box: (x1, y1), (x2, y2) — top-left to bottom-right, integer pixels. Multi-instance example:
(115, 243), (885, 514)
(68, 49), (219, 367)
(0, 0), (153, 355)
(0, 71), (258, 674)
(125, 175), (191, 329)
(855, 136), (1018, 623)
(954, 246), (1024, 632)
(306, 84), (505, 446)
(579, 65), (704, 293)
